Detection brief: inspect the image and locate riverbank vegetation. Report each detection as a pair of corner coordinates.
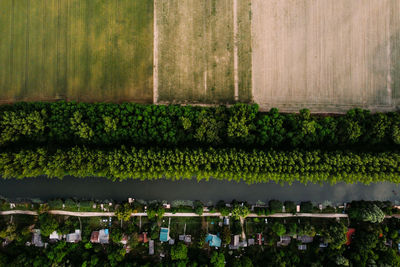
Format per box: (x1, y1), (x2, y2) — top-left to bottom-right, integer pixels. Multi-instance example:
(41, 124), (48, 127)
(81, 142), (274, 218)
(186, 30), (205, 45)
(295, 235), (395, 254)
(1, 146), (399, 184)
(1, 102), (400, 184)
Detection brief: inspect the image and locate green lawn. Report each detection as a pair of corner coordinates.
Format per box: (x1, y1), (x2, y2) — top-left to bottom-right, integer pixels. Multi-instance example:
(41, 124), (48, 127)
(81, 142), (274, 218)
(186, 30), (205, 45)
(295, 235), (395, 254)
(0, 0), (153, 103)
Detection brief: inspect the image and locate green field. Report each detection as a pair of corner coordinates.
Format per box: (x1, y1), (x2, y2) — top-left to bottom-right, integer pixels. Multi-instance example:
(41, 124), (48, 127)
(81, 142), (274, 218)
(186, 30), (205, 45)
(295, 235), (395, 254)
(0, 0), (153, 103)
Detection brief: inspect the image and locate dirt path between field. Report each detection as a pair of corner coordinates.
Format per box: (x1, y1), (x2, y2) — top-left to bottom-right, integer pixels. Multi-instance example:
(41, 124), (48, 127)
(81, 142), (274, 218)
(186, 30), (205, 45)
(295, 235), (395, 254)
(233, 0), (239, 101)
(153, 0), (159, 103)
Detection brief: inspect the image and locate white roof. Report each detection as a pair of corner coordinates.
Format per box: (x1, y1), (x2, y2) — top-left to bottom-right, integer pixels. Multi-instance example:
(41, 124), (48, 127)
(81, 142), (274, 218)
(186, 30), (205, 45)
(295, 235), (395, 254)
(49, 231), (60, 240)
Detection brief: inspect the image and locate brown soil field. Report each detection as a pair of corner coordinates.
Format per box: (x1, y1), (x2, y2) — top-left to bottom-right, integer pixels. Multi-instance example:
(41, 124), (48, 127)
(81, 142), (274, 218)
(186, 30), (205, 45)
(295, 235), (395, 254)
(252, 0), (400, 112)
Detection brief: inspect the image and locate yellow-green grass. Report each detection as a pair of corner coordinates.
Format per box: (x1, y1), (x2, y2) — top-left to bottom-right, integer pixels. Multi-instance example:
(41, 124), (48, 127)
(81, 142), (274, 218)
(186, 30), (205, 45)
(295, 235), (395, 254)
(0, 0), (153, 103)
(156, 0), (252, 104)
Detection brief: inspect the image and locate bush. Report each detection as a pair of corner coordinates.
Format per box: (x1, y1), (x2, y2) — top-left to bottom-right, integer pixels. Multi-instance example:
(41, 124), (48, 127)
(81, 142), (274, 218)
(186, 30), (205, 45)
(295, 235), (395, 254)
(284, 201), (296, 213)
(300, 202), (313, 213)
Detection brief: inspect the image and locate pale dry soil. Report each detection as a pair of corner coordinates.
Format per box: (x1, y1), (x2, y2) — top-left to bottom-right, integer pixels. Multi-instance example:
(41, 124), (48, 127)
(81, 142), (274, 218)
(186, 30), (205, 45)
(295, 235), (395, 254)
(252, 0), (400, 113)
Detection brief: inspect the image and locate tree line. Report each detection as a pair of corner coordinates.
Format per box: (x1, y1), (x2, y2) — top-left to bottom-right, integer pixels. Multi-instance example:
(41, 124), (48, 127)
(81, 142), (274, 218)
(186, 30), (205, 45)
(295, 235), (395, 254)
(1, 102), (399, 149)
(1, 146), (399, 184)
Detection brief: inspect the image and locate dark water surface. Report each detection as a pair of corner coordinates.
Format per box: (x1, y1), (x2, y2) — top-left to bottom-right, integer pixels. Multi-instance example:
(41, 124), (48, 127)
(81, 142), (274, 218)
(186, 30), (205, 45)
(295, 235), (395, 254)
(0, 176), (399, 203)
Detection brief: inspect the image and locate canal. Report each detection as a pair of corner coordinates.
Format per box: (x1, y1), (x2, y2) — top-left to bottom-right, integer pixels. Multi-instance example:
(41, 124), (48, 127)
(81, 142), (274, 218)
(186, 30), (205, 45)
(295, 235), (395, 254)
(0, 176), (399, 203)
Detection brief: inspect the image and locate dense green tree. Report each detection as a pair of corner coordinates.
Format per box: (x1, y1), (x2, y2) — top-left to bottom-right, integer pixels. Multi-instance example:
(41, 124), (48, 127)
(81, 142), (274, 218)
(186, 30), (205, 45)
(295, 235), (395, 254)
(210, 252), (225, 267)
(271, 222), (286, 237)
(38, 214), (59, 237)
(171, 243), (188, 261)
(269, 200), (283, 213)
(348, 201), (385, 223)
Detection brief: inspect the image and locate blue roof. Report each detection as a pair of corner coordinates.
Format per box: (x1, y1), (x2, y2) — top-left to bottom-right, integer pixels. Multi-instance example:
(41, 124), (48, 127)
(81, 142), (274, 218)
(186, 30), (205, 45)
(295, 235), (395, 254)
(104, 229), (109, 235)
(205, 234), (221, 247)
(160, 228), (169, 242)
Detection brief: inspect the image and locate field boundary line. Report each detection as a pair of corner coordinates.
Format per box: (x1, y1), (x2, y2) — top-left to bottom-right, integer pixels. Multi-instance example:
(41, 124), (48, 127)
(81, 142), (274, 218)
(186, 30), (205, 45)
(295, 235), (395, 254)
(233, 0), (239, 101)
(153, 0), (159, 104)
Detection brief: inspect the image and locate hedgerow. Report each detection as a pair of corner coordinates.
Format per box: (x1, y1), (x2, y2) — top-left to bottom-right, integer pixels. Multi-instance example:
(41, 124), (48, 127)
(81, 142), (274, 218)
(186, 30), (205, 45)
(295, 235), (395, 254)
(1, 146), (399, 184)
(0, 102), (399, 149)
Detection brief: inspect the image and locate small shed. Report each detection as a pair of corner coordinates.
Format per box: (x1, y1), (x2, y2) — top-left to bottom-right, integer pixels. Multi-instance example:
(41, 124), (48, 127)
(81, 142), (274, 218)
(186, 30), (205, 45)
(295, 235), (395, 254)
(32, 229), (44, 247)
(66, 230), (81, 243)
(149, 240), (154, 255)
(139, 232), (148, 243)
(256, 233), (263, 245)
(298, 244), (307, 250)
(298, 235), (313, 244)
(160, 228), (170, 242)
(49, 231), (61, 241)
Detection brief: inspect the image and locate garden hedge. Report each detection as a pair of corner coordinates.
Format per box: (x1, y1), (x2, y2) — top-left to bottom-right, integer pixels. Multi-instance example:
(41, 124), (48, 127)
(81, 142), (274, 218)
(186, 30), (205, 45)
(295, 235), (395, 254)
(1, 102), (399, 149)
(1, 146), (399, 184)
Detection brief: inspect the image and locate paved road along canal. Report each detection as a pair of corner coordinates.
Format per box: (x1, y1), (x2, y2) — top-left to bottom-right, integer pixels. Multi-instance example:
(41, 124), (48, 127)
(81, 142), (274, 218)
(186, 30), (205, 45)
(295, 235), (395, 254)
(0, 176), (400, 203)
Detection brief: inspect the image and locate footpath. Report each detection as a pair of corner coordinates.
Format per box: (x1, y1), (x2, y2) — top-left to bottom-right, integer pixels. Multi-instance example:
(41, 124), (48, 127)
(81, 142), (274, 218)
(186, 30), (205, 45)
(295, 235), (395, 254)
(0, 210), (349, 218)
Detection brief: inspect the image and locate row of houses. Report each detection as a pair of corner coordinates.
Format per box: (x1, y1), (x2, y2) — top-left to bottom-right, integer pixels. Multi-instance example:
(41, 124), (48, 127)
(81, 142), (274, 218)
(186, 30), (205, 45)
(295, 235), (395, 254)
(30, 229), (110, 247)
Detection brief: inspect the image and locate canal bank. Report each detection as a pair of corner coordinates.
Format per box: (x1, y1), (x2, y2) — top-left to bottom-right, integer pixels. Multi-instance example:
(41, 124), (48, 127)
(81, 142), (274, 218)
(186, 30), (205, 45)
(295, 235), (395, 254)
(0, 176), (399, 203)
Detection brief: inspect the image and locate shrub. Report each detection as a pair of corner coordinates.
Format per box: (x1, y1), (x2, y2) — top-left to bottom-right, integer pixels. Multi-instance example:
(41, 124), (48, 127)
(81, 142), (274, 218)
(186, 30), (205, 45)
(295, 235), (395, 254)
(269, 200), (283, 213)
(300, 202), (313, 213)
(284, 201), (296, 213)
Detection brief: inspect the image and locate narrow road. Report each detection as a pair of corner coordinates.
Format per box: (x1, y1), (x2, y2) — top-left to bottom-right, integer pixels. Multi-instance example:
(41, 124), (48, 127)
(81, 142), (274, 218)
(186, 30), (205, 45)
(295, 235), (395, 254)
(0, 210), (349, 218)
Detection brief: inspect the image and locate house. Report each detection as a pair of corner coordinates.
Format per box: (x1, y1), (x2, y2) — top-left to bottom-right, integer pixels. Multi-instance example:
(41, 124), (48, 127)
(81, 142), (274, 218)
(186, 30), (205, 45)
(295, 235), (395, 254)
(346, 228), (356, 245)
(256, 233), (263, 245)
(32, 229), (44, 247)
(139, 232), (148, 243)
(159, 228), (170, 242)
(66, 230), (81, 243)
(248, 239), (255, 246)
(205, 234), (221, 247)
(49, 231), (61, 241)
(277, 236), (291, 247)
(149, 240), (154, 255)
(91, 229), (109, 244)
(169, 239), (175, 245)
(298, 244), (307, 250)
(297, 235), (313, 244)
(179, 234), (192, 244)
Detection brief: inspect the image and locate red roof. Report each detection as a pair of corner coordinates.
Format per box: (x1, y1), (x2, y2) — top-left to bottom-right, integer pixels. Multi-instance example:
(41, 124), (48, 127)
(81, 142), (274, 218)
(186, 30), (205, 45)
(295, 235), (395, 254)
(91, 231), (99, 243)
(256, 233), (262, 245)
(139, 232), (148, 243)
(346, 228), (355, 245)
